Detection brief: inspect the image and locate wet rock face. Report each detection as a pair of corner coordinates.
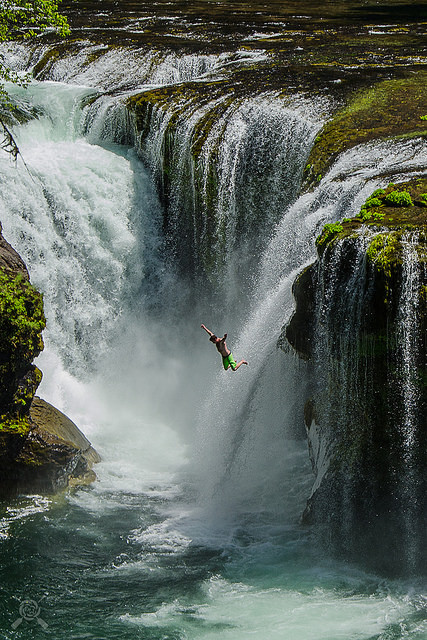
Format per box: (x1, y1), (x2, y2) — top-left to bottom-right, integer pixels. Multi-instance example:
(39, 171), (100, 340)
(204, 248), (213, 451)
(303, 73), (427, 189)
(0, 398), (100, 497)
(0, 224), (45, 422)
(0, 227), (99, 497)
(286, 180), (427, 575)
(0, 227), (29, 278)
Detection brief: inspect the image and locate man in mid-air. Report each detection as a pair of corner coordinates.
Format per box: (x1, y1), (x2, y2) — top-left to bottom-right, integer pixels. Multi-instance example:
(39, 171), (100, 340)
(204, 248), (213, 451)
(201, 324), (248, 371)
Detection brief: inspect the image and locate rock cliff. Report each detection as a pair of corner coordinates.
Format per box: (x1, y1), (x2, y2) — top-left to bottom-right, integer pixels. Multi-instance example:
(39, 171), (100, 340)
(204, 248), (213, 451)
(0, 223), (99, 497)
(285, 178), (427, 575)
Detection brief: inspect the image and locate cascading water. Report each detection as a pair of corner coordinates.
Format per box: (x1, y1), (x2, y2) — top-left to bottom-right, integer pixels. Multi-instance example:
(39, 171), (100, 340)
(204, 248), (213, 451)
(133, 90), (327, 306)
(194, 139), (427, 526)
(0, 41), (426, 639)
(396, 234), (426, 574)
(398, 234), (423, 454)
(4, 41), (258, 90)
(286, 216), (427, 574)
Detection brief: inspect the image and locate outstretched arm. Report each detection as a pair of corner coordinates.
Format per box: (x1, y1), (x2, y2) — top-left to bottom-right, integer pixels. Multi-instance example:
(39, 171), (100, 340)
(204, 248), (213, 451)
(201, 324), (214, 337)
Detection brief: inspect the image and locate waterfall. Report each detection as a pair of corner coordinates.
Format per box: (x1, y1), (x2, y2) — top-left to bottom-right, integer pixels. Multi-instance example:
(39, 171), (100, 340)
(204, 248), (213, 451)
(0, 42), (426, 563)
(0, 82), (153, 374)
(0, 41), (268, 92)
(310, 227), (377, 546)
(132, 90), (329, 306)
(397, 233), (426, 573)
(289, 218), (427, 573)
(194, 137), (427, 531)
(1, 13), (427, 636)
(398, 233), (423, 453)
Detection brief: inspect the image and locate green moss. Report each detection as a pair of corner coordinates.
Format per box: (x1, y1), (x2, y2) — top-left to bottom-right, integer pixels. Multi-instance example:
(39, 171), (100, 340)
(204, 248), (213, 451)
(190, 95), (236, 160)
(0, 268), (45, 420)
(384, 190), (414, 207)
(315, 222), (344, 252)
(365, 197), (383, 209)
(305, 72), (427, 188)
(366, 233), (401, 279)
(357, 179), (427, 226)
(0, 270), (45, 364)
(371, 189), (386, 198)
(0, 414), (31, 436)
(359, 195), (385, 221)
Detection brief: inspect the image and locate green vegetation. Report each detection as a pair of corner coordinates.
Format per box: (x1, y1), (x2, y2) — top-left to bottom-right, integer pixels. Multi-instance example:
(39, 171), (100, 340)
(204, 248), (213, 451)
(357, 182), (423, 223)
(0, 0), (69, 155)
(0, 270), (45, 361)
(366, 233), (401, 278)
(0, 0), (69, 103)
(0, 0), (69, 42)
(304, 73), (427, 188)
(0, 269), (45, 431)
(315, 222), (344, 252)
(384, 190), (414, 207)
(315, 179), (427, 275)
(371, 189), (386, 198)
(0, 413), (31, 435)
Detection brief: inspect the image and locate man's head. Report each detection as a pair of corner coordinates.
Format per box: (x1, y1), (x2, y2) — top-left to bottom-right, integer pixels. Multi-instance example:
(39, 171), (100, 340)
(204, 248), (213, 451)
(209, 335), (218, 343)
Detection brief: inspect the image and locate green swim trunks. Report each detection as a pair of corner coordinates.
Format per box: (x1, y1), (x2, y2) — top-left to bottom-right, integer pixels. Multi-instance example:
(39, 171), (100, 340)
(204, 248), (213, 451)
(222, 353), (237, 371)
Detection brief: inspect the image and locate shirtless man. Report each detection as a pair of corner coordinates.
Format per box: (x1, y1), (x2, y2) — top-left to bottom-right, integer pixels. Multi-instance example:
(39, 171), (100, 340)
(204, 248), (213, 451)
(201, 324), (248, 371)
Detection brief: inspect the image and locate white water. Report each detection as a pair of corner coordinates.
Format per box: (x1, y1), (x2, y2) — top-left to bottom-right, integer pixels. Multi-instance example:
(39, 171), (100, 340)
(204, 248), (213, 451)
(194, 138), (427, 523)
(396, 234), (425, 575)
(0, 69), (426, 638)
(136, 90), (329, 301)
(398, 234), (423, 454)
(1, 41), (269, 91)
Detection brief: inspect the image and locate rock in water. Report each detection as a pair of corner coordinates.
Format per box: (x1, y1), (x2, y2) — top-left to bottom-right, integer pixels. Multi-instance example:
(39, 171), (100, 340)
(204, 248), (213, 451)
(0, 223), (100, 497)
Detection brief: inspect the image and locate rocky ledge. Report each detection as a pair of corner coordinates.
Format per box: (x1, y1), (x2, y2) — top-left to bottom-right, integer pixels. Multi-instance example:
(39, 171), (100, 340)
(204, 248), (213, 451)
(0, 223), (99, 498)
(285, 178), (427, 575)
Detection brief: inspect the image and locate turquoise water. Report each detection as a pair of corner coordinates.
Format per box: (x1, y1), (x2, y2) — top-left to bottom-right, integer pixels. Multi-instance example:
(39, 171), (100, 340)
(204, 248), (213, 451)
(1, 469), (426, 639)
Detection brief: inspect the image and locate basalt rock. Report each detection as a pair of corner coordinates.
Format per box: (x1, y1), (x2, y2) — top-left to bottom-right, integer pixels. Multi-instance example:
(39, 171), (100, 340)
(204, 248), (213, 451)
(285, 178), (427, 575)
(0, 224), (99, 497)
(0, 397), (101, 497)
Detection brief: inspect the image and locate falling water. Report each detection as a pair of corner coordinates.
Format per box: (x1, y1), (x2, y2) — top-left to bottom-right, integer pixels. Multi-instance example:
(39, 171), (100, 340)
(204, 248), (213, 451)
(397, 233), (426, 574)
(133, 90), (328, 304)
(398, 233), (423, 453)
(194, 139), (427, 527)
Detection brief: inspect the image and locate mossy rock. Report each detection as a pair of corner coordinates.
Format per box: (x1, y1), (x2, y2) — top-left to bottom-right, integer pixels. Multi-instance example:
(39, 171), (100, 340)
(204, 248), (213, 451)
(0, 268), (45, 415)
(289, 178), (427, 574)
(315, 177), (427, 254)
(128, 79), (292, 284)
(127, 80), (239, 164)
(29, 397), (100, 467)
(304, 72), (427, 187)
(0, 398), (100, 497)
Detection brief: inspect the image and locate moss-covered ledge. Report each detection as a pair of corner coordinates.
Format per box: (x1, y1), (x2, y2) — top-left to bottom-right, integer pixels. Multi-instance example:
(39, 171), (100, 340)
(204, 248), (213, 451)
(303, 72), (427, 187)
(285, 178), (427, 575)
(288, 177), (427, 358)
